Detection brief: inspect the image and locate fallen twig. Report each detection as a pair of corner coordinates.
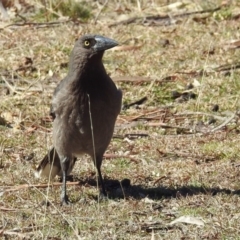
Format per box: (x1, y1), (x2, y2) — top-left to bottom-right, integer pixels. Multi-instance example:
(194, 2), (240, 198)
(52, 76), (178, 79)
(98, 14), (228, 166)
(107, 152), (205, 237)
(118, 110), (163, 122)
(176, 62), (240, 77)
(146, 122), (193, 131)
(104, 153), (138, 163)
(210, 112), (236, 132)
(94, 0), (109, 24)
(0, 230), (28, 238)
(113, 133), (149, 139)
(122, 97), (147, 110)
(1, 182), (80, 192)
(0, 207), (17, 212)
(112, 76), (161, 83)
(1, 20), (71, 30)
(156, 148), (216, 162)
(174, 111), (226, 121)
(1, 76), (21, 94)
(214, 63), (240, 72)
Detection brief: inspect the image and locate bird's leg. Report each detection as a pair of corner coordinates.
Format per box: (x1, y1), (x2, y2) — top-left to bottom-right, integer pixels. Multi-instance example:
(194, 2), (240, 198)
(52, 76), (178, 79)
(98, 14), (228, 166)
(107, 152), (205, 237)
(60, 156), (71, 205)
(96, 156), (107, 197)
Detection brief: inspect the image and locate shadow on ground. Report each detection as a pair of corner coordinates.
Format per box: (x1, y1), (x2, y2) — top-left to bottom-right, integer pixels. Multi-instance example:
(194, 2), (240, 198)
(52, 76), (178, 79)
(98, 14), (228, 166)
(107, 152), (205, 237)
(67, 176), (240, 200)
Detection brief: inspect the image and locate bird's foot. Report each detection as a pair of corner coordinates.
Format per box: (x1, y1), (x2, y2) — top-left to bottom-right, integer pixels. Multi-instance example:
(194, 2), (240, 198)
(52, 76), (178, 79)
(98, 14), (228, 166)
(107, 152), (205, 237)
(98, 191), (108, 202)
(61, 195), (71, 206)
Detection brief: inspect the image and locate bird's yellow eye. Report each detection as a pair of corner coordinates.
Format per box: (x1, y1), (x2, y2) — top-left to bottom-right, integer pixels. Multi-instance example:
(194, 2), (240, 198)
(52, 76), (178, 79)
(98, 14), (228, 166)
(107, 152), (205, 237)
(84, 40), (90, 46)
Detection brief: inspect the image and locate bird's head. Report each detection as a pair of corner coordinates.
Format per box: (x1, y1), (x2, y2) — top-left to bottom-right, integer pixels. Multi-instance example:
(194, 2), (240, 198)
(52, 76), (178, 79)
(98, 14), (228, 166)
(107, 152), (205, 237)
(67, 35), (118, 90)
(72, 34), (118, 60)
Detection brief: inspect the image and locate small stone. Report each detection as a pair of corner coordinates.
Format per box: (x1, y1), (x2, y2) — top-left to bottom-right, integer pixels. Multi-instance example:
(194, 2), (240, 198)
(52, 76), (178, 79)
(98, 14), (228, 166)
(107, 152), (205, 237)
(211, 104), (219, 112)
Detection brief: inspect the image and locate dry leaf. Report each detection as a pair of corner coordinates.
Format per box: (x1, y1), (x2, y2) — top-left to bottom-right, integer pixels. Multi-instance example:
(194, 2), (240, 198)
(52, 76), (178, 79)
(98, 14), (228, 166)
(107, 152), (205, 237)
(170, 215), (205, 226)
(226, 40), (240, 49)
(1, 111), (13, 123)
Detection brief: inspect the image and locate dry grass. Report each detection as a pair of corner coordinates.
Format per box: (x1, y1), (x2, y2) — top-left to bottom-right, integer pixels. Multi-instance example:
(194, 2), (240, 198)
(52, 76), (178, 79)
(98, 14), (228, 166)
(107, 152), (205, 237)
(1, 0), (240, 239)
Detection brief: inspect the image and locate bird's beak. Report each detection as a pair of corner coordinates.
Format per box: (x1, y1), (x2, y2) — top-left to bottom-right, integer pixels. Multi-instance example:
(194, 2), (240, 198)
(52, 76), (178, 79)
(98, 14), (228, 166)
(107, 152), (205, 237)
(93, 36), (118, 52)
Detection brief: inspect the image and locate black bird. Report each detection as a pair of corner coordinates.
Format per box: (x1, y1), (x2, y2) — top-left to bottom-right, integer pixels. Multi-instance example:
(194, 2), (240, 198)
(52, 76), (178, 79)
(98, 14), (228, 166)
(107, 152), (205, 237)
(35, 35), (122, 205)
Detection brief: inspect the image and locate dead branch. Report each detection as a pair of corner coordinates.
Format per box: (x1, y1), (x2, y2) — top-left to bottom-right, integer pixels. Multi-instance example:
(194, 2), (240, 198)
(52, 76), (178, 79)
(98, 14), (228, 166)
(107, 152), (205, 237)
(109, 6), (221, 27)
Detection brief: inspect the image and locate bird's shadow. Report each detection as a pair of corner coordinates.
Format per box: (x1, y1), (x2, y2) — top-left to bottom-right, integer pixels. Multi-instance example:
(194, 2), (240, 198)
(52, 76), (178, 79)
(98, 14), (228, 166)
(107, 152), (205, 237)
(69, 176), (240, 200)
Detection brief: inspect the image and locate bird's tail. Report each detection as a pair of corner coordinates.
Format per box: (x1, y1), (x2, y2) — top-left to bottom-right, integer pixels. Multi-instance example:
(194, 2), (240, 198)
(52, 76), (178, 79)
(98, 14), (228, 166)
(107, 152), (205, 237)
(35, 148), (77, 180)
(34, 147), (62, 179)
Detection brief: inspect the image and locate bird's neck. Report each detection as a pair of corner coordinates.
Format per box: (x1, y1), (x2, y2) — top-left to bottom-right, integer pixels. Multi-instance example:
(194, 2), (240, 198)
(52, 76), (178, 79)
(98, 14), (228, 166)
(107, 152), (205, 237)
(67, 57), (107, 95)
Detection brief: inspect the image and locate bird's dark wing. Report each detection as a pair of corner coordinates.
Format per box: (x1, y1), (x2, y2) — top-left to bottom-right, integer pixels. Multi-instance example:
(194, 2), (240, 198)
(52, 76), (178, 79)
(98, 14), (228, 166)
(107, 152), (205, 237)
(49, 76), (69, 120)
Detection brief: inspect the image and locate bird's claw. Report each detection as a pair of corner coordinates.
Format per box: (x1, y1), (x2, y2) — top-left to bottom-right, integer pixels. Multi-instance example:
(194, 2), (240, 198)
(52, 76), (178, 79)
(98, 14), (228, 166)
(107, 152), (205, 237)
(61, 195), (71, 206)
(99, 191), (108, 202)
